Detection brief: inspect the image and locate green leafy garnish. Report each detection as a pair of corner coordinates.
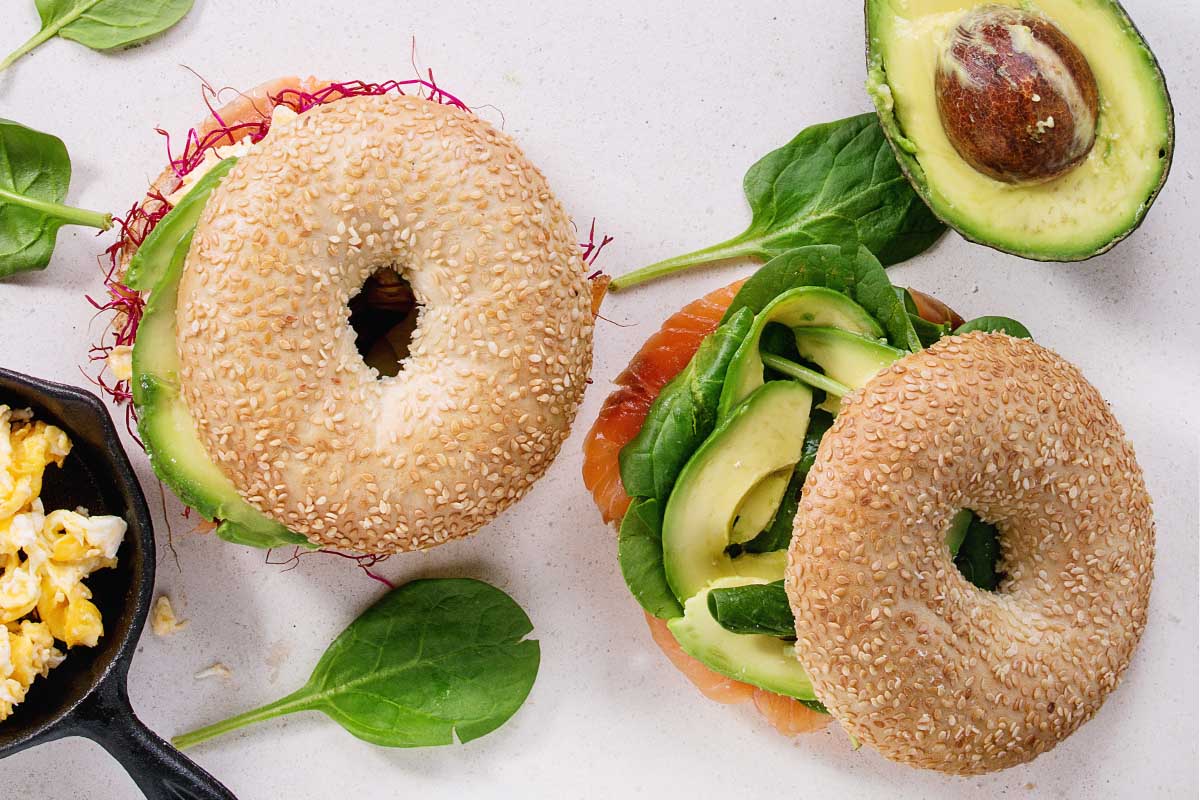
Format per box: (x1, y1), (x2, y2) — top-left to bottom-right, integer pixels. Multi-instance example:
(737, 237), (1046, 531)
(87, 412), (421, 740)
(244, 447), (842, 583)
(952, 511), (1005, 591)
(953, 316), (1033, 339)
(617, 309), (753, 619)
(619, 308), (754, 502)
(618, 497), (681, 619)
(896, 287), (953, 346)
(173, 579), (540, 749)
(724, 244), (922, 352)
(0, 118), (111, 277)
(611, 114), (944, 290)
(1, 0), (194, 72)
(707, 580), (794, 638)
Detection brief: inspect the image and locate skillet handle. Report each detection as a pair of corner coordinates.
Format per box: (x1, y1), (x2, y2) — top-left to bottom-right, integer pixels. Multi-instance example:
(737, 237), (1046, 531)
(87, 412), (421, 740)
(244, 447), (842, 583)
(76, 681), (238, 800)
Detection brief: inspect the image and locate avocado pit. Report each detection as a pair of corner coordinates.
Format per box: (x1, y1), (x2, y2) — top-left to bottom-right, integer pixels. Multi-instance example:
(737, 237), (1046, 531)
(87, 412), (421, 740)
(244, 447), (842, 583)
(934, 5), (1099, 184)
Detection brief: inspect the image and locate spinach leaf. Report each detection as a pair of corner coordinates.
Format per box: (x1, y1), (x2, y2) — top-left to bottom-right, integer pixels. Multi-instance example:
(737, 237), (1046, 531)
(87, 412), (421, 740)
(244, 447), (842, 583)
(795, 408), (833, 480)
(617, 310), (753, 620)
(708, 580), (794, 637)
(954, 316), (1033, 339)
(618, 497), (682, 619)
(172, 579), (540, 749)
(953, 512), (1005, 591)
(895, 287), (952, 346)
(0, 119), (111, 277)
(611, 114), (944, 290)
(1, 0), (194, 71)
(619, 307), (754, 502)
(724, 244), (921, 352)
(908, 312), (951, 346)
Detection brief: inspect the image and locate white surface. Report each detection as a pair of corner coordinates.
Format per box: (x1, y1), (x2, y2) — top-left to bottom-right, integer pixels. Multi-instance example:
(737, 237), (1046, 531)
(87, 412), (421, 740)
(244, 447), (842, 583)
(0, 1), (1196, 798)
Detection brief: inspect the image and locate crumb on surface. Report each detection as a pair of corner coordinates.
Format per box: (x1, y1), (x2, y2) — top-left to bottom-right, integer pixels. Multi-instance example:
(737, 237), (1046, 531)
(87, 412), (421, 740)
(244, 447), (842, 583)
(151, 595), (188, 636)
(194, 663), (232, 680)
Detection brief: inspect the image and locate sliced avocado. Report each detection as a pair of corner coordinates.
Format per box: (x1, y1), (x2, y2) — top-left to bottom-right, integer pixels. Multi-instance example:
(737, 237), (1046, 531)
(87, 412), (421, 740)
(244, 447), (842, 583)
(867, 0), (1173, 260)
(668, 577), (816, 701)
(718, 286), (883, 419)
(792, 327), (905, 413)
(125, 158), (238, 291)
(132, 225), (312, 550)
(662, 380), (812, 603)
(730, 468), (791, 544)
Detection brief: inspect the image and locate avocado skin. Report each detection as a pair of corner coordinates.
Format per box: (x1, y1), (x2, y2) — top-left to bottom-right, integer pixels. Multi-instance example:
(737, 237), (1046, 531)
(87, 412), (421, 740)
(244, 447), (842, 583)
(865, 0), (1175, 261)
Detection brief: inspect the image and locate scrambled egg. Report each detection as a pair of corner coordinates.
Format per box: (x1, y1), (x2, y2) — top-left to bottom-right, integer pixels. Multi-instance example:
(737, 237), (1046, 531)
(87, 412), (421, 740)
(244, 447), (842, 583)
(0, 406), (126, 721)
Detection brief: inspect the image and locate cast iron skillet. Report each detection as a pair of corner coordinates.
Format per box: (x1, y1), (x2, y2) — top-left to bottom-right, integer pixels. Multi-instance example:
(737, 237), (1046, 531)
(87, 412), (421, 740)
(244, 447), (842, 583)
(0, 369), (236, 799)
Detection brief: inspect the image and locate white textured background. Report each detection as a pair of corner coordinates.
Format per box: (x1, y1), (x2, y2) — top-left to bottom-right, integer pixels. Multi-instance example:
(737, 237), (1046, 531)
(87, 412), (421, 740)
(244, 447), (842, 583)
(0, 1), (1196, 798)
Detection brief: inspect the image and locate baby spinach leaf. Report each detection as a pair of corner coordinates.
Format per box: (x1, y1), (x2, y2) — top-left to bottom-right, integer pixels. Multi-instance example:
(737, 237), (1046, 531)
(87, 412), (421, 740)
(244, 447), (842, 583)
(0, 118), (111, 277)
(707, 580), (794, 638)
(617, 310), (752, 620)
(953, 511), (1005, 591)
(953, 316), (1033, 339)
(1, 0), (194, 72)
(896, 287), (952, 346)
(172, 579), (540, 749)
(724, 244), (921, 352)
(795, 408), (834, 479)
(618, 497), (682, 619)
(611, 114), (944, 290)
(619, 307), (754, 502)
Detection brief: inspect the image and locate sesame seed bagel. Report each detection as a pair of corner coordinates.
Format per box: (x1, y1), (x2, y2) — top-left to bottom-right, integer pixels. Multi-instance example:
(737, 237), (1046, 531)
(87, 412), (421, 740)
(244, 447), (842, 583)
(175, 93), (593, 553)
(786, 332), (1153, 774)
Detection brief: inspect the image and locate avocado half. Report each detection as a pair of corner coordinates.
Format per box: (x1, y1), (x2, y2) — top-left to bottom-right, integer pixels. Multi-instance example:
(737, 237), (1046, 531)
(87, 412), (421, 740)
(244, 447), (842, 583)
(865, 0), (1174, 261)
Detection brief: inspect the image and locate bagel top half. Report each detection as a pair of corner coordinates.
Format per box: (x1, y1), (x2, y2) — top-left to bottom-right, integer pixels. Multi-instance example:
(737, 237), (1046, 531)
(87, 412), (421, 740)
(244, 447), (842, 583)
(786, 332), (1154, 774)
(174, 93), (594, 553)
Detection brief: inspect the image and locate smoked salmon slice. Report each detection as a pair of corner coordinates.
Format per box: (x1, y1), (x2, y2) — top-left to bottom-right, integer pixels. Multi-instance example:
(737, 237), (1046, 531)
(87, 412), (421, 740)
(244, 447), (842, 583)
(644, 612), (756, 705)
(582, 280), (743, 524)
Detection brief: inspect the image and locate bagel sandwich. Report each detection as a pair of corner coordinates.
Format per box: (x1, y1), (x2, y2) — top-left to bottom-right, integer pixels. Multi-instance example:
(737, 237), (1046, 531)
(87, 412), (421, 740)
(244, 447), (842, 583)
(95, 77), (596, 555)
(582, 245), (1153, 774)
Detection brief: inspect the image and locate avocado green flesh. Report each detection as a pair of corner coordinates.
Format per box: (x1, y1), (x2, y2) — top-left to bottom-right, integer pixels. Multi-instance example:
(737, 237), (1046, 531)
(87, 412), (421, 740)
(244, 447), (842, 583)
(794, 327), (904, 389)
(669, 577), (816, 700)
(730, 468), (792, 545)
(717, 288), (880, 542)
(125, 158), (238, 291)
(718, 287), (882, 420)
(662, 380), (812, 607)
(866, 0), (1173, 260)
(793, 327), (905, 413)
(131, 196), (312, 550)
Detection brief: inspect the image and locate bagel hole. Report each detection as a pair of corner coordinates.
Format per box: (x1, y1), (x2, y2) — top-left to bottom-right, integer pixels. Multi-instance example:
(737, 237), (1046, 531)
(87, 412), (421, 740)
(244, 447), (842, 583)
(348, 267), (420, 378)
(947, 509), (1006, 591)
